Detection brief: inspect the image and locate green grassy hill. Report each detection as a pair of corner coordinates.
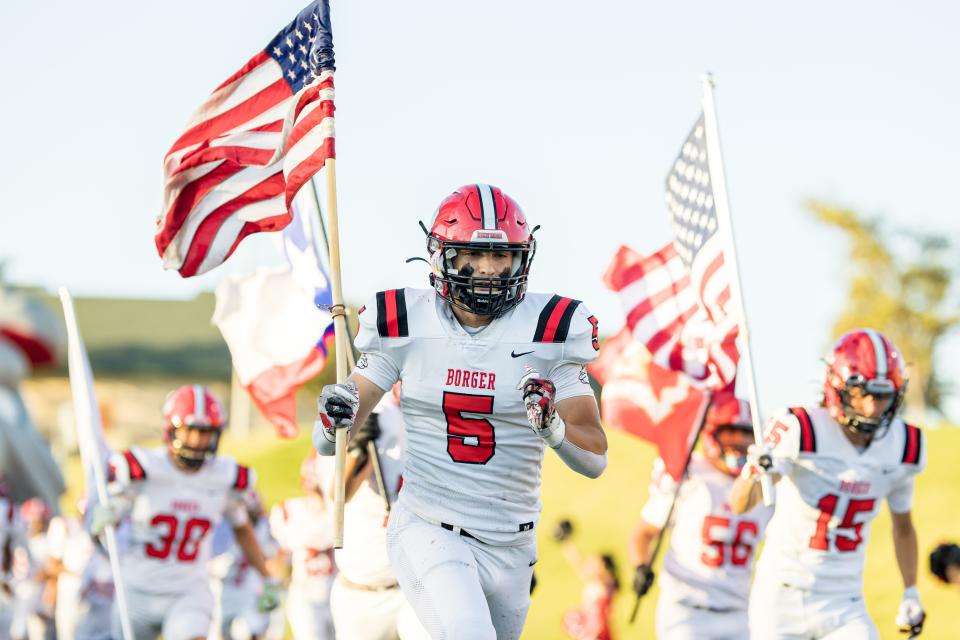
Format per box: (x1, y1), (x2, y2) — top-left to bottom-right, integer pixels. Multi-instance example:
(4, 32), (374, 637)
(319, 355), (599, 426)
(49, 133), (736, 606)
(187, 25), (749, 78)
(213, 423), (960, 639)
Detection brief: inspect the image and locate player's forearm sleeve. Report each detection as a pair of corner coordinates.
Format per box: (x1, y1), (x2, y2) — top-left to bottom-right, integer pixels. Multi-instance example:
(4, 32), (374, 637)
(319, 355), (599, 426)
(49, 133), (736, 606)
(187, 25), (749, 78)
(553, 438), (607, 479)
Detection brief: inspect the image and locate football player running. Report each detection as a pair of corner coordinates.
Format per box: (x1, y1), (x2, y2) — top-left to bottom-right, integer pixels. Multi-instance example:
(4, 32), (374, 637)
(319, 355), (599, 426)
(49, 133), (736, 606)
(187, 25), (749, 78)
(629, 392), (772, 639)
(731, 329), (927, 639)
(91, 385), (279, 640)
(314, 184), (608, 639)
(319, 391), (428, 639)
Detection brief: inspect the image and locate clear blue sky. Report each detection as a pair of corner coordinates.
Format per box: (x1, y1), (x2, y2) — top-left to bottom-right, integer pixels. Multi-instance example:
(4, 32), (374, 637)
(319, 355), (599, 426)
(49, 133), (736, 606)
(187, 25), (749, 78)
(2, 1), (958, 417)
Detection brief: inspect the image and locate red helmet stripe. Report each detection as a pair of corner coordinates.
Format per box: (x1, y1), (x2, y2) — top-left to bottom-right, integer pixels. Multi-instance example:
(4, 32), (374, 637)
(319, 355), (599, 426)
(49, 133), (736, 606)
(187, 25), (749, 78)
(192, 384), (207, 424)
(477, 184), (497, 230)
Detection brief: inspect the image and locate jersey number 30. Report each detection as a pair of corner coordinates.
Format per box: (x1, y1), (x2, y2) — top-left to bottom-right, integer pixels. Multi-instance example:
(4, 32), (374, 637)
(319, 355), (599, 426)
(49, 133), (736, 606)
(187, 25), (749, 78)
(443, 392), (495, 464)
(145, 514), (212, 562)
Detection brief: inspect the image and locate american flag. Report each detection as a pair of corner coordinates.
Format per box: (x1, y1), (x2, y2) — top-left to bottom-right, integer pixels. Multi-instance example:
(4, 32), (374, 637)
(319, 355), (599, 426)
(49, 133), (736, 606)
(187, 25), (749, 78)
(665, 113), (732, 325)
(600, 112), (741, 390)
(603, 243), (737, 390)
(155, 1), (337, 277)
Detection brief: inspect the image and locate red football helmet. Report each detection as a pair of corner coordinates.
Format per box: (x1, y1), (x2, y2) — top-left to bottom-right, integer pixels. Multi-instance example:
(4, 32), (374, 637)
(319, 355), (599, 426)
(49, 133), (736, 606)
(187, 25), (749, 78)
(162, 384), (227, 470)
(823, 329), (907, 437)
(702, 391), (754, 477)
(426, 184), (536, 317)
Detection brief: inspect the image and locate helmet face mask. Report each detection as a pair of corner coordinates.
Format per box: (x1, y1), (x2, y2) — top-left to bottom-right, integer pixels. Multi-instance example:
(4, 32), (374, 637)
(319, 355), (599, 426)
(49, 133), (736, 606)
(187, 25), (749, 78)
(427, 184), (536, 318)
(162, 385), (227, 471)
(823, 329), (907, 440)
(702, 392), (753, 477)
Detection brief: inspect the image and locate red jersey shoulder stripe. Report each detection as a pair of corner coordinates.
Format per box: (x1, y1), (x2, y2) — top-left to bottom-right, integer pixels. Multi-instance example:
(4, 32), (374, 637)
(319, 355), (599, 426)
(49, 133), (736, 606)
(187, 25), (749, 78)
(533, 295), (582, 343)
(788, 407), (817, 453)
(901, 423), (922, 465)
(123, 450), (147, 481)
(376, 289), (409, 338)
(233, 464), (251, 490)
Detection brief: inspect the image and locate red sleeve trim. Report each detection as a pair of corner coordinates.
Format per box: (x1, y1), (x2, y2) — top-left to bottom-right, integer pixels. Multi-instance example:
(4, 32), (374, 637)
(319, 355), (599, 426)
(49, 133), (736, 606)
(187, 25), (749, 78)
(901, 423), (922, 465)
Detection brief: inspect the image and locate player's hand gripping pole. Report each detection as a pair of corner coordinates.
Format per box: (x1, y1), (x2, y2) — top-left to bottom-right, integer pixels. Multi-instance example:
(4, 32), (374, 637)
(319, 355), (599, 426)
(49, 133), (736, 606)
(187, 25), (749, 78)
(700, 73), (773, 505)
(308, 178), (393, 517)
(321, 156), (351, 548)
(59, 289), (134, 640)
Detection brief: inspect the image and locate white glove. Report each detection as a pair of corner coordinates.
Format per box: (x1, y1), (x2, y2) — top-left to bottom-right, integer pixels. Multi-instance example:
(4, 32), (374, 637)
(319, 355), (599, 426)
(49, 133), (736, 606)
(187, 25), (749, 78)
(258, 576), (282, 612)
(89, 501), (123, 536)
(739, 443), (772, 482)
(895, 586), (925, 636)
(517, 369), (565, 448)
(315, 381), (360, 445)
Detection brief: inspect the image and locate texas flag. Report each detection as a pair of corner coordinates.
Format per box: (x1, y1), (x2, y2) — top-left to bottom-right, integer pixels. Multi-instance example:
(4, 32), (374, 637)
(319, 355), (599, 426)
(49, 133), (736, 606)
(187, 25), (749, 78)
(589, 328), (709, 481)
(213, 197), (334, 438)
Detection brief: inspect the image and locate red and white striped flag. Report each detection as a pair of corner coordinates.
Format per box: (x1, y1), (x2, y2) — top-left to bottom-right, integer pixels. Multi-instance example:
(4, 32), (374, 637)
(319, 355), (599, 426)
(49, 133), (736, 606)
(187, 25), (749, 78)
(155, 1), (336, 277)
(604, 242), (738, 390)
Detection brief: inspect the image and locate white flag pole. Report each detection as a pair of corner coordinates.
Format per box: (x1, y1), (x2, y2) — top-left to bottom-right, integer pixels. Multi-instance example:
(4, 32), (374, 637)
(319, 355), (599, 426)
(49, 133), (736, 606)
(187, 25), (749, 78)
(58, 289), (134, 640)
(700, 74), (774, 506)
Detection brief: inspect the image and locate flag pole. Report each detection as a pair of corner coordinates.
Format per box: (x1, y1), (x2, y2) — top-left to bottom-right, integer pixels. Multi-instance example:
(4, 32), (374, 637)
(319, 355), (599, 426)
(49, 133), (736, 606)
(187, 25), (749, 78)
(700, 73), (773, 506)
(59, 289), (134, 640)
(628, 395), (711, 624)
(308, 178), (392, 514)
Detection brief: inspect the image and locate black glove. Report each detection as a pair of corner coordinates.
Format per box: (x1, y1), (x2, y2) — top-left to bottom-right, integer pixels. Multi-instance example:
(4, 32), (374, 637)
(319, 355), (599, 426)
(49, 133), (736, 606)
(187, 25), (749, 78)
(552, 519), (573, 543)
(347, 413), (382, 471)
(633, 563), (655, 597)
(930, 542), (960, 583)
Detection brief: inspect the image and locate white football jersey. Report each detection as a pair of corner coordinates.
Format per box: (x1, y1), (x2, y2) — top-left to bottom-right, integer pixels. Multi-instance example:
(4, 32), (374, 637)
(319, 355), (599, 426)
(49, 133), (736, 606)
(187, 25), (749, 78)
(269, 496), (336, 603)
(756, 406), (926, 595)
(641, 455), (772, 611)
(107, 447), (253, 594)
(317, 396), (406, 586)
(354, 287), (599, 545)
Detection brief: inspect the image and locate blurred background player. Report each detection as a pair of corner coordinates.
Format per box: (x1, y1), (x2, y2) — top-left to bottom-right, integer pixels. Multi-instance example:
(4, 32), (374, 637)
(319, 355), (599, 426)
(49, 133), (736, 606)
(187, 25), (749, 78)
(73, 540), (114, 640)
(11, 499), (55, 640)
(732, 329), (926, 639)
(46, 501), (94, 640)
(314, 183), (607, 640)
(552, 519), (618, 640)
(929, 542), (960, 589)
(210, 490), (279, 640)
(269, 456), (337, 639)
(91, 384), (279, 640)
(317, 389), (427, 640)
(629, 392), (772, 639)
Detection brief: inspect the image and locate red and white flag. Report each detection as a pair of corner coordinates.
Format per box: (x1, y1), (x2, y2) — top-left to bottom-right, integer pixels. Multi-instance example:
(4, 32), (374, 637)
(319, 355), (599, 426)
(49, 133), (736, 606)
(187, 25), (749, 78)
(589, 328), (709, 481)
(155, 1), (336, 277)
(604, 243), (738, 390)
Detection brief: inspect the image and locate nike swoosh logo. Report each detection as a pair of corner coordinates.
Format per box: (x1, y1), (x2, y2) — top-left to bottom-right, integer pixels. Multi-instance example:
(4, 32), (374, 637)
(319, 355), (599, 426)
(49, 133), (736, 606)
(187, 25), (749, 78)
(511, 350), (534, 358)
(529, 559), (538, 567)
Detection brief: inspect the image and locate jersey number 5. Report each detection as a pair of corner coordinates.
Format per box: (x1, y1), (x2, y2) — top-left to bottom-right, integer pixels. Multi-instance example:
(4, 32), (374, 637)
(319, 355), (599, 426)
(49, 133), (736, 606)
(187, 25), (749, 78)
(808, 494), (876, 552)
(443, 391), (495, 464)
(144, 514), (212, 562)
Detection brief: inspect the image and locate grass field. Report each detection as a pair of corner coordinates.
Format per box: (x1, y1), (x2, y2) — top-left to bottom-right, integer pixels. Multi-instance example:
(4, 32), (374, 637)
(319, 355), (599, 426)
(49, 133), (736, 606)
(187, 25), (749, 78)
(69, 423), (958, 639)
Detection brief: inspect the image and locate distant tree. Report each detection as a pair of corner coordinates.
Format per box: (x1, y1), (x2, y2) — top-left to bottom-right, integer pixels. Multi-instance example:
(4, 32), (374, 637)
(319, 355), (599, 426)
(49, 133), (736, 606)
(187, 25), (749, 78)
(809, 202), (959, 416)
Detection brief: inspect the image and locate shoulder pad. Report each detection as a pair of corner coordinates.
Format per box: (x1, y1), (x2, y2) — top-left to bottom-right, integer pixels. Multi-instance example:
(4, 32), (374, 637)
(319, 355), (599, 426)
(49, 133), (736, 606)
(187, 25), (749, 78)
(787, 407), (817, 453)
(532, 295), (583, 343)
(901, 422), (923, 465)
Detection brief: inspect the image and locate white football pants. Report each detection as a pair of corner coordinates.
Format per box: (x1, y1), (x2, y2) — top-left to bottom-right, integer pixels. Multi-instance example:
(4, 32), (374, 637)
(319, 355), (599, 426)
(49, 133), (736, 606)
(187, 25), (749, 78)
(385, 502), (536, 640)
(286, 589), (334, 640)
(111, 583), (214, 640)
(655, 595), (748, 640)
(749, 579), (878, 639)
